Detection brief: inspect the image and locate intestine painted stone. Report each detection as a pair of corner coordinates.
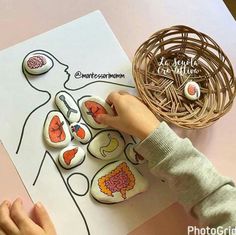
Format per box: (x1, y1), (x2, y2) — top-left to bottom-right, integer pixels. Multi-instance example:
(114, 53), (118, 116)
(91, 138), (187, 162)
(55, 91), (81, 123)
(58, 145), (85, 169)
(125, 143), (146, 165)
(87, 130), (125, 161)
(91, 160), (149, 203)
(43, 111), (71, 148)
(81, 96), (114, 129)
(70, 122), (92, 144)
(23, 53), (53, 75)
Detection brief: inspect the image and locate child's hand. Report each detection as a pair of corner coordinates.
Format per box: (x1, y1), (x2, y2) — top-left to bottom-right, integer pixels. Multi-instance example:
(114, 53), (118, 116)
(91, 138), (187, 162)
(96, 91), (160, 140)
(0, 199), (56, 235)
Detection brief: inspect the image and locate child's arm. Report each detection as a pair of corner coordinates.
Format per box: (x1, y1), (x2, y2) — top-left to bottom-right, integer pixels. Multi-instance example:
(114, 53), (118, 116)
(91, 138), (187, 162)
(97, 91), (236, 227)
(0, 198), (56, 235)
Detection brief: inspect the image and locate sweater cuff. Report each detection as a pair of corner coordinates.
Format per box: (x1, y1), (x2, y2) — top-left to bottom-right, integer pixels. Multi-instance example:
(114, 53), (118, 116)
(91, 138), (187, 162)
(135, 121), (181, 163)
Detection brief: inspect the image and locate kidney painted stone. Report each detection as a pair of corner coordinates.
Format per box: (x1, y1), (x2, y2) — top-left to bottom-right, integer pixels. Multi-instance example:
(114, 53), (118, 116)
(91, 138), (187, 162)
(91, 160), (149, 204)
(58, 145), (85, 169)
(55, 91), (81, 123)
(70, 122), (92, 144)
(81, 96), (114, 129)
(184, 81), (200, 101)
(23, 53), (53, 75)
(125, 143), (146, 165)
(44, 111), (71, 148)
(88, 130), (125, 160)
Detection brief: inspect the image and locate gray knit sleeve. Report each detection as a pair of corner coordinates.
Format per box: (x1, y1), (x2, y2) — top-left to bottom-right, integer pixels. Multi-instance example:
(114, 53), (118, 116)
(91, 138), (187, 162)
(135, 122), (236, 227)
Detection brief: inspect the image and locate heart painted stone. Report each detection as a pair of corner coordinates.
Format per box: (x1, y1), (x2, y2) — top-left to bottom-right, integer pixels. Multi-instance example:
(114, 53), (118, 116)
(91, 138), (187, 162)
(70, 122), (92, 144)
(23, 53), (53, 75)
(80, 96), (114, 129)
(55, 91), (81, 123)
(43, 111), (71, 148)
(125, 143), (146, 165)
(91, 160), (149, 203)
(87, 130), (125, 160)
(58, 145), (85, 169)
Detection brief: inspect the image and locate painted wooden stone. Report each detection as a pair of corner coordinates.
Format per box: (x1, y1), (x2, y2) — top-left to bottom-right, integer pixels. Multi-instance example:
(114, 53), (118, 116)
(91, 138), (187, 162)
(88, 130), (125, 160)
(91, 160), (149, 203)
(125, 143), (146, 165)
(23, 53), (53, 75)
(81, 96), (114, 129)
(55, 91), (81, 123)
(43, 111), (71, 148)
(70, 122), (92, 144)
(58, 145), (85, 169)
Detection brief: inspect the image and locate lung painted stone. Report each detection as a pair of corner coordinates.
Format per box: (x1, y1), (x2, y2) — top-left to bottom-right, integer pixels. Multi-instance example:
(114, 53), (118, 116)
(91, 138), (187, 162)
(70, 122), (91, 144)
(125, 143), (146, 165)
(88, 130), (125, 161)
(81, 96), (114, 129)
(91, 160), (149, 203)
(58, 145), (85, 169)
(55, 91), (81, 123)
(44, 111), (71, 148)
(23, 53), (53, 75)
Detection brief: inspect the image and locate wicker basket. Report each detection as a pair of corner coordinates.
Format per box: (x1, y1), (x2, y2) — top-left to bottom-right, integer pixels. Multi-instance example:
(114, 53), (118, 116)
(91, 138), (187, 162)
(132, 25), (236, 129)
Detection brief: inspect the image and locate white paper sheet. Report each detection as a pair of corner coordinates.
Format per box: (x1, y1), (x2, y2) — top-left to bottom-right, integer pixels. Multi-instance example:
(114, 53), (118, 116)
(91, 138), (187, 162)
(0, 11), (175, 235)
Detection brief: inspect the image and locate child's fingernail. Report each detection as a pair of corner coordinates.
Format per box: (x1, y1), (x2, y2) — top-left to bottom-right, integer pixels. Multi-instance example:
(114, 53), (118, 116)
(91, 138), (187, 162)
(36, 202), (42, 208)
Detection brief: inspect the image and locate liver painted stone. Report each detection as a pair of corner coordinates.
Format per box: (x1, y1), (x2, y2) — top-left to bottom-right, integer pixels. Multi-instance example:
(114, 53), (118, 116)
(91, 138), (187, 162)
(58, 145), (85, 169)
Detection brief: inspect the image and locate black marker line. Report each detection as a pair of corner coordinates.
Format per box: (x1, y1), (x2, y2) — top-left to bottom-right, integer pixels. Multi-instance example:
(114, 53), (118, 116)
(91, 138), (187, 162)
(64, 79), (135, 91)
(67, 173), (90, 197)
(130, 135), (137, 144)
(33, 151), (91, 235)
(124, 143), (139, 165)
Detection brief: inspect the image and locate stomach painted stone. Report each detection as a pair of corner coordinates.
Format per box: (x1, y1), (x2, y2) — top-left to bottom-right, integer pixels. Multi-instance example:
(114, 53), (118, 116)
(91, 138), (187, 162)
(81, 96), (114, 129)
(88, 130), (125, 160)
(125, 143), (146, 165)
(70, 122), (92, 144)
(58, 145), (85, 169)
(43, 111), (71, 148)
(55, 91), (81, 123)
(91, 160), (149, 204)
(23, 53), (53, 75)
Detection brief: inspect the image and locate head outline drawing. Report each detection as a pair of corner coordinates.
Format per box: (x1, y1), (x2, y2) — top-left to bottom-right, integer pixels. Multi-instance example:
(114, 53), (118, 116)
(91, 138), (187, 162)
(22, 49), (71, 93)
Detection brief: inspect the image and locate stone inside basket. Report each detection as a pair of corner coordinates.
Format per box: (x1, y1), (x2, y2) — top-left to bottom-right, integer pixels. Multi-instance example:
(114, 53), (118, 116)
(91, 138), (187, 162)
(132, 25), (236, 129)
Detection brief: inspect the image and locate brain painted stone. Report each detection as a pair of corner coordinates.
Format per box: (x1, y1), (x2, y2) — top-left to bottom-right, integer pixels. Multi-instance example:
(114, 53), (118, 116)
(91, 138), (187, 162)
(23, 53), (53, 75)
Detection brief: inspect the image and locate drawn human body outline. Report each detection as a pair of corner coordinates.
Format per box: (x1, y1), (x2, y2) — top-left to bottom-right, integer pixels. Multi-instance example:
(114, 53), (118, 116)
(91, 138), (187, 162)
(15, 49), (136, 235)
